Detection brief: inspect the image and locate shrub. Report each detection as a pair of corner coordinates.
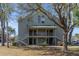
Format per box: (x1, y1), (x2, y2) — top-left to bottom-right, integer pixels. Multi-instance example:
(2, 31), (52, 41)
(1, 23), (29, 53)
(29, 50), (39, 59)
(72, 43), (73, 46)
(12, 42), (17, 46)
(40, 42), (48, 47)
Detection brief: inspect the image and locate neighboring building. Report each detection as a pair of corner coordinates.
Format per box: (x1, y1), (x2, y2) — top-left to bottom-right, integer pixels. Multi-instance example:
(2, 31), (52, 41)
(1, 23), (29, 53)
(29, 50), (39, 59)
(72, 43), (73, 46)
(18, 11), (64, 46)
(71, 36), (79, 45)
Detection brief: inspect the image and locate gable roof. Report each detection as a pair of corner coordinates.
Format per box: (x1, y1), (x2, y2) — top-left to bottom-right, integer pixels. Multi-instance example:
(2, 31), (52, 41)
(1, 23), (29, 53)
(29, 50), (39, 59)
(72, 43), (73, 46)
(18, 10), (49, 22)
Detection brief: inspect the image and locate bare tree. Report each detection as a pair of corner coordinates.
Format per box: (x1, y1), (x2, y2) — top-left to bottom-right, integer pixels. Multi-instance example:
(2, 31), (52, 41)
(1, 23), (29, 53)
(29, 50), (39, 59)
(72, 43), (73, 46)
(0, 4), (6, 46)
(0, 3), (14, 47)
(16, 3), (77, 53)
(35, 3), (77, 53)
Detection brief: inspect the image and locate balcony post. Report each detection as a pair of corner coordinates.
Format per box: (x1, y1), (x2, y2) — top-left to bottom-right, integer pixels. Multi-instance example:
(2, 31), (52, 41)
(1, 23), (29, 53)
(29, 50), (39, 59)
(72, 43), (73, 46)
(32, 29), (34, 45)
(45, 29), (47, 45)
(36, 29), (38, 45)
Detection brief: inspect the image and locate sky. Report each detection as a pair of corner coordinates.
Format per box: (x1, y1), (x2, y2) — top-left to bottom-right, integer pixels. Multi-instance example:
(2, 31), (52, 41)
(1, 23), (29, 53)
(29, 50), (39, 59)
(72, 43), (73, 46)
(8, 4), (79, 36)
(72, 27), (79, 36)
(8, 12), (18, 35)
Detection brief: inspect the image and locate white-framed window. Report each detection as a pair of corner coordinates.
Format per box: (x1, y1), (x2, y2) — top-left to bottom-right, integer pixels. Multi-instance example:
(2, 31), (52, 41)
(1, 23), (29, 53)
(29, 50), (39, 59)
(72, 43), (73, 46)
(41, 15), (45, 23)
(38, 15), (45, 24)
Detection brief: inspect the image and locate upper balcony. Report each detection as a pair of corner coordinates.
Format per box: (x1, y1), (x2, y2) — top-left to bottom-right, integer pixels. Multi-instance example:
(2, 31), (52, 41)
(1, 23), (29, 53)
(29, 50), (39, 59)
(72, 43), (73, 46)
(29, 26), (57, 37)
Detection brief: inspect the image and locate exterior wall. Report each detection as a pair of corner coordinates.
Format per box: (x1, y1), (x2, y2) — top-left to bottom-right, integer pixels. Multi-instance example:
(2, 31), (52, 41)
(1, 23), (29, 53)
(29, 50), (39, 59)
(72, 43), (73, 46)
(55, 26), (64, 41)
(18, 18), (29, 44)
(18, 11), (64, 45)
(29, 12), (55, 26)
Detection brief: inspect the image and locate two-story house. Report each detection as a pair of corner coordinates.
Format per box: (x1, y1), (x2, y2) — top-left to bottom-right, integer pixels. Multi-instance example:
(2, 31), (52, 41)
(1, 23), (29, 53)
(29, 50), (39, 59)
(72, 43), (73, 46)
(18, 10), (64, 46)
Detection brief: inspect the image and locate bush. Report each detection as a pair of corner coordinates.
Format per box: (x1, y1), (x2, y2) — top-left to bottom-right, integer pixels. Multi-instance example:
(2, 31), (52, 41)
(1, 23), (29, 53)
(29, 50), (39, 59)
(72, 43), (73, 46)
(57, 41), (63, 46)
(12, 42), (17, 46)
(40, 42), (48, 47)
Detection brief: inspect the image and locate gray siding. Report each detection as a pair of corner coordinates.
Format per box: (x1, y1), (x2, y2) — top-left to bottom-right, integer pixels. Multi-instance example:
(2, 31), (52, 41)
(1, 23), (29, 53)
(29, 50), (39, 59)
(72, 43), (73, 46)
(18, 18), (29, 40)
(55, 26), (64, 41)
(31, 15), (55, 26)
(18, 11), (64, 44)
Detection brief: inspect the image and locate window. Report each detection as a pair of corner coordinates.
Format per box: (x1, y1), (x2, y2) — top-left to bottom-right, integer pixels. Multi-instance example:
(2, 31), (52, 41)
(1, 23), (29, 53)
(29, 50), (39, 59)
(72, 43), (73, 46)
(41, 15), (45, 23)
(38, 15), (41, 23)
(38, 15), (45, 24)
(41, 21), (44, 23)
(34, 30), (36, 35)
(29, 30), (33, 36)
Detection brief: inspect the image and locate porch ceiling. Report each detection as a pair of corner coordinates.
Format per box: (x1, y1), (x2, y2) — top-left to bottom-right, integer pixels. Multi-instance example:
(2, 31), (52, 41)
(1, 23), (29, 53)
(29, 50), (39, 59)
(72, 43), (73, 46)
(26, 36), (57, 38)
(30, 26), (57, 29)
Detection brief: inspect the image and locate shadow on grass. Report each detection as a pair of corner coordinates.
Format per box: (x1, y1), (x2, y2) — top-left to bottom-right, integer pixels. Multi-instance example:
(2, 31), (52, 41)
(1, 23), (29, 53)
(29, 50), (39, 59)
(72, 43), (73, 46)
(9, 46), (79, 56)
(67, 50), (79, 56)
(23, 46), (64, 56)
(23, 46), (79, 56)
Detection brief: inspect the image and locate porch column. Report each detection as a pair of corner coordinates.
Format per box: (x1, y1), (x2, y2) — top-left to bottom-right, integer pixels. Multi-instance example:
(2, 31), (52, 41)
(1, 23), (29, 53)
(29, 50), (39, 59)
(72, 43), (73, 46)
(45, 29), (47, 45)
(27, 29), (29, 45)
(36, 29), (38, 45)
(54, 30), (57, 46)
(32, 29), (34, 45)
(48, 29), (49, 45)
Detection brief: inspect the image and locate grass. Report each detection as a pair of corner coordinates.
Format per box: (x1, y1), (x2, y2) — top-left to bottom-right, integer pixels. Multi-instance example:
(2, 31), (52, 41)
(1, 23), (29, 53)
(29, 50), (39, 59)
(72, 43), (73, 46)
(0, 46), (63, 56)
(0, 46), (78, 56)
(67, 46), (79, 56)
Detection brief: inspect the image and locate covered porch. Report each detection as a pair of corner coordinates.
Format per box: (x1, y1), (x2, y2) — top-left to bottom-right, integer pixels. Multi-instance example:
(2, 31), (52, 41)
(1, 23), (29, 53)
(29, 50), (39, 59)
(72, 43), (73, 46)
(27, 26), (57, 45)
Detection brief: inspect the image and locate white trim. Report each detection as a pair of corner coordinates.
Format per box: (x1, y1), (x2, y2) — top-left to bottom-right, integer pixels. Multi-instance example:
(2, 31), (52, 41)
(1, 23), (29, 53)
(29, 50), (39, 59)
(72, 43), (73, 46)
(30, 26), (57, 29)
(26, 36), (57, 38)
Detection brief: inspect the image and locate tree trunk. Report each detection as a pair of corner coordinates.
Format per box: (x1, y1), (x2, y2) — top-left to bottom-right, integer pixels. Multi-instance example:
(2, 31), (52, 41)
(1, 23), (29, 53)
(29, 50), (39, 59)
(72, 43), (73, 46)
(1, 19), (5, 46)
(63, 32), (68, 54)
(1, 28), (5, 46)
(68, 28), (74, 45)
(6, 20), (9, 48)
(7, 33), (9, 48)
(68, 24), (75, 45)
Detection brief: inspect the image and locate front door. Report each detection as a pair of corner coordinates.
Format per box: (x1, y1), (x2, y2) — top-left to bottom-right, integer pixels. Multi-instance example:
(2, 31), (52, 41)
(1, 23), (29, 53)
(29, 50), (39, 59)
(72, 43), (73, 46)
(49, 38), (53, 45)
(29, 38), (32, 45)
(33, 38), (36, 45)
(48, 38), (55, 45)
(29, 38), (36, 45)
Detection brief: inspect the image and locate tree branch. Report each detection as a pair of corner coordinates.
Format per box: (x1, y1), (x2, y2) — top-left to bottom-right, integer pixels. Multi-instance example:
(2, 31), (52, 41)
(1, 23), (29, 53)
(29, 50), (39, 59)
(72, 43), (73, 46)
(36, 4), (65, 29)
